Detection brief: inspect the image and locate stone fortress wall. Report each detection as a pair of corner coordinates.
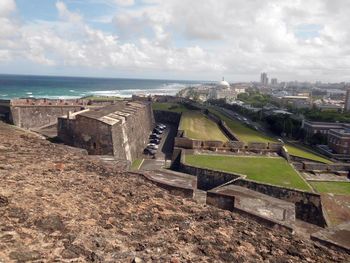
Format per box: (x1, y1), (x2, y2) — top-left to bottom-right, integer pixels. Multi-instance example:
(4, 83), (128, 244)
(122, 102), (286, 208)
(153, 110), (181, 126)
(1, 98), (154, 162)
(174, 131), (284, 154)
(0, 98), (88, 129)
(58, 112), (115, 155)
(58, 101), (154, 162)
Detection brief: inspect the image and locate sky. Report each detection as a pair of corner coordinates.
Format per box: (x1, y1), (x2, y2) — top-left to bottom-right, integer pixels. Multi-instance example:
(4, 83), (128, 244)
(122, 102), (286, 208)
(0, 0), (350, 82)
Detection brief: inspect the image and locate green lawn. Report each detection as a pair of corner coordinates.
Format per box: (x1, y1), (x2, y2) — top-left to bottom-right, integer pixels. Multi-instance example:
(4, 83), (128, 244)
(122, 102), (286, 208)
(179, 112), (228, 141)
(310, 181), (350, 195)
(131, 159), (143, 170)
(285, 144), (332, 164)
(152, 102), (190, 113)
(208, 107), (331, 163)
(185, 154), (312, 191)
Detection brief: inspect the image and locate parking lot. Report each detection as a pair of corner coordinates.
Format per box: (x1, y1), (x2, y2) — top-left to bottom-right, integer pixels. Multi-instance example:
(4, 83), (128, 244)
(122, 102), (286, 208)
(140, 122), (178, 171)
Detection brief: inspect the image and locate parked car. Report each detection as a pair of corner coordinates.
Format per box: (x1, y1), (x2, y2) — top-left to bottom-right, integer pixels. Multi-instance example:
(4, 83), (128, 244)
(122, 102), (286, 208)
(147, 143), (159, 149)
(150, 139), (160, 144)
(150, 134), (161, 139)
(157, 124), (166, 130)
(153, 128), (163, 134)
(144, 148), (157, 155)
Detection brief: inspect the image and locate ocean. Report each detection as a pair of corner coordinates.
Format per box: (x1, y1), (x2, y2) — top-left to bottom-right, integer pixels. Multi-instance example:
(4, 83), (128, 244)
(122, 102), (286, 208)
(0, 74), (204, 100)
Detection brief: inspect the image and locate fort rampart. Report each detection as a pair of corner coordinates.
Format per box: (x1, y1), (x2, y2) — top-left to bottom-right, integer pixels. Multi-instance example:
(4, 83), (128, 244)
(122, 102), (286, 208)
(177, 150), (328, 227)
(233, 179), (328, 227)
(153, 110), (181, 126)
(58, 102), (154, 162)
(0, 99), (87, 129)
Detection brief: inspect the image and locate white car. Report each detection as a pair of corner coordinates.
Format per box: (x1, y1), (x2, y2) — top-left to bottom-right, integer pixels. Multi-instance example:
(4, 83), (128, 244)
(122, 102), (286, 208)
(147, 143), (159, 150)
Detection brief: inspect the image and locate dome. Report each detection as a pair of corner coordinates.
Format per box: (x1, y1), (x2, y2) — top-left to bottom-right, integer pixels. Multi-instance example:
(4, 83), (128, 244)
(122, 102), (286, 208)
(218, 78), (230, 88)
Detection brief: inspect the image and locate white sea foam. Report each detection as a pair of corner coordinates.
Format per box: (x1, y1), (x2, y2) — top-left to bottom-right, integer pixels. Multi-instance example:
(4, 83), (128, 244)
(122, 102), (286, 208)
(26, 92), (33, 95)
(87, 82), (193, 97)
(35, 95), (82, 99)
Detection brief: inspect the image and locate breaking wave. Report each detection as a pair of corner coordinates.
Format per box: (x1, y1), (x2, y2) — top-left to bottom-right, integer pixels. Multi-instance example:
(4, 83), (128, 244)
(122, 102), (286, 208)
(88, 83), (193, 98)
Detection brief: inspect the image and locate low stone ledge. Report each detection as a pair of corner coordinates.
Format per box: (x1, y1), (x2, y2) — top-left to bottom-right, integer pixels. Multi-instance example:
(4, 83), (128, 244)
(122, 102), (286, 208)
(311, 222), (350, 254)
(233, 179), (328, 227)
(137, 171), (196, 199)
(206, 191), (294, 234)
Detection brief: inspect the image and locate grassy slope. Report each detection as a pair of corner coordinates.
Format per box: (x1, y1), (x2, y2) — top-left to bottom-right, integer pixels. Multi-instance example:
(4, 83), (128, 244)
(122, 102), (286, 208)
(179, 112), (228, 141)
(152, 102), (190, 113)
(208, 108), (274, 143)
(310, 181), (350, 195)
(284, 144), (332, 164)
(185, 154), (311, 191)
(208, 108), (331, 163)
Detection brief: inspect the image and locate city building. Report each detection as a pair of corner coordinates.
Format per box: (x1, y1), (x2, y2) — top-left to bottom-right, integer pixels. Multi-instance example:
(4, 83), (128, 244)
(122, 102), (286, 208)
(344, 89), (350, 112)
(280, 95), (311, 109)
(260, 72), (268, 86)
(328, 129), (350, 154)
(271, 78), (278, 85)
(302, 120), (347, 138)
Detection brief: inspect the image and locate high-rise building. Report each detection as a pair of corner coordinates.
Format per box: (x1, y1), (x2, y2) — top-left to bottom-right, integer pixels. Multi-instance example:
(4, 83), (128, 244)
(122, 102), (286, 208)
(344, 89), (350, 112)
(260, 72), (268, 85)
(271, 78), (278, 85)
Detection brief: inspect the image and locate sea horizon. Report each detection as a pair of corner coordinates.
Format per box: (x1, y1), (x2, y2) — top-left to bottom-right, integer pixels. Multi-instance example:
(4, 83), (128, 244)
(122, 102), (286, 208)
(0, 74), (211, 100)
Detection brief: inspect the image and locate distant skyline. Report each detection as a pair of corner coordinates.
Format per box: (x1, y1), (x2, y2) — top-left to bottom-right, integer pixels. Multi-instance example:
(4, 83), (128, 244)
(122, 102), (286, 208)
(0, 0), (350, 82)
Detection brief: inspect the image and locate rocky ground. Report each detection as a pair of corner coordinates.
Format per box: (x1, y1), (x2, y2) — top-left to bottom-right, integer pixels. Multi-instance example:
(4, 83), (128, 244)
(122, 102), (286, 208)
(0, 121), (349, 263)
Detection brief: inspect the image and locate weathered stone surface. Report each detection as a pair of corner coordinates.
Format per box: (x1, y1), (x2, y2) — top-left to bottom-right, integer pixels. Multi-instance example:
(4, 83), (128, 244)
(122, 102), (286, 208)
(0, 121), (349, 262)
(9, 249), (41, 262)
(0, 195), (9, 207)
(35, 214), (65, 233)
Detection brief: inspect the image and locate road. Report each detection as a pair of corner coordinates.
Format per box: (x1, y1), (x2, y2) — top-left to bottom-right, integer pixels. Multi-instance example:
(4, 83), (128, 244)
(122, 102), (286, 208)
(214, 106), (265, 133)
(140, 122), (178, 171)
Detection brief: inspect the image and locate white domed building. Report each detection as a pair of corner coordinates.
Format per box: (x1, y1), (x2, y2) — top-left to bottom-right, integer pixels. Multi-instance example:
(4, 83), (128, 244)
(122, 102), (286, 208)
(209, 78), (237, 101)
(217, 79), (230, 89)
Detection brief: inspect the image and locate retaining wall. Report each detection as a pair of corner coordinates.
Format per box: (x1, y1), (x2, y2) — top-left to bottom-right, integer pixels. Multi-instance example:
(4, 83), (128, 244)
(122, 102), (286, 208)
(174, 137), (202, 149)
(233, 179), (327, 227)
(218, 121), (240, 141)
(206, 191), (294, 233)
(11, 105), (84, 129)
(153, 110), (181, 126)
(247, 142), (268, 151)
(280, 146), (291, 162)
(207, 191), (235, 211)
(204, 110), (240, 141)
(179, 162), (240, 191)
(297, 162), (350, 172)
(303, 162), (329, 171)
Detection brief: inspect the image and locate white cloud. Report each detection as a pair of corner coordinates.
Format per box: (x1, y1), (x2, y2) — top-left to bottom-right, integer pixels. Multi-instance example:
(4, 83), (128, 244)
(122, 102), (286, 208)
(56, 1), (82, 23)
(0, 0), (16, 16)
(113, 0), (134, 7)
(0, 0), (350, 81)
